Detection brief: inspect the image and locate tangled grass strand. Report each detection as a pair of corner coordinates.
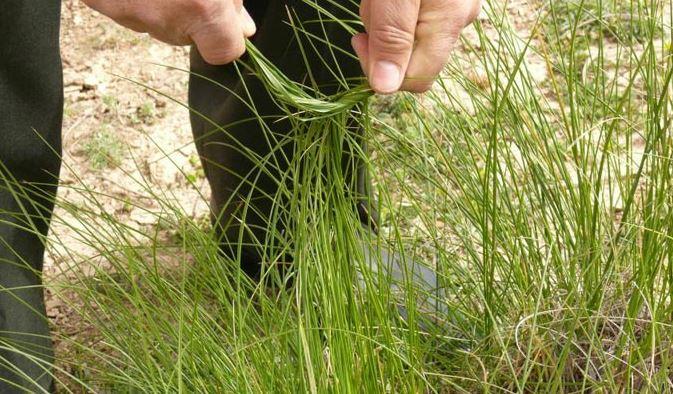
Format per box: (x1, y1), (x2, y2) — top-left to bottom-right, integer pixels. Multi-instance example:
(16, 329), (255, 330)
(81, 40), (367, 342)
(245, 42), (373, 118)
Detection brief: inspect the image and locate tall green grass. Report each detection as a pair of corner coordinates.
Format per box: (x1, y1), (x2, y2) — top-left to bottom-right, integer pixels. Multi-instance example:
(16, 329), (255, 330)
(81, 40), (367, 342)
(3, 0), (671, 391)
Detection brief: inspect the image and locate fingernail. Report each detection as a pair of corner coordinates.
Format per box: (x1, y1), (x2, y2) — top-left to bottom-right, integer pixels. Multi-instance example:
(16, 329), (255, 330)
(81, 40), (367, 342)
(371, 61), (402, 93)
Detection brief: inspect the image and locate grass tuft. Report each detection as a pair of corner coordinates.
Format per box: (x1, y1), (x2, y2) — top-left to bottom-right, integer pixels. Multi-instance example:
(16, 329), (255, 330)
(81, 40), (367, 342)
(2, 0), (672, 391)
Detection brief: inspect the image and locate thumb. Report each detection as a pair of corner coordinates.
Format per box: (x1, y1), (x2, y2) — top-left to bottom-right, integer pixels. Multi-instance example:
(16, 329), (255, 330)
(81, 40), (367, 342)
(367, 0), (420, 93)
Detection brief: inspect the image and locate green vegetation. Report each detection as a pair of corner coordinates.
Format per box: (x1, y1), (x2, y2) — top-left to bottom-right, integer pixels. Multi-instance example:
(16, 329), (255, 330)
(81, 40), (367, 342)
(7, 0), (671, 391)
(81, 126), (124, 169)
(101, 94), (119, 113)
(131, 100), (158, 125)
(543, 0), (658, 42)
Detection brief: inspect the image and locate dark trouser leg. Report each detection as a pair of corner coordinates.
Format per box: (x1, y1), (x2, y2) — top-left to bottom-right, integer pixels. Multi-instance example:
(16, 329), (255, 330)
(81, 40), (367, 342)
(189, 0), (366, 278)
(0, 1), (63, 391)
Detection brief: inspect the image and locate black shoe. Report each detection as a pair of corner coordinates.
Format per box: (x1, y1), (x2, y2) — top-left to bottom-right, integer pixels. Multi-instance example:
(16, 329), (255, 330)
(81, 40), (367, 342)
(357, 237), (453, 333)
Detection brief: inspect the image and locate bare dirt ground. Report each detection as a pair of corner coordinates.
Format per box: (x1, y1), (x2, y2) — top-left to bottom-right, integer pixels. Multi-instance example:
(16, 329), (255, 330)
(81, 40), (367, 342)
(54, 0), (209, 260)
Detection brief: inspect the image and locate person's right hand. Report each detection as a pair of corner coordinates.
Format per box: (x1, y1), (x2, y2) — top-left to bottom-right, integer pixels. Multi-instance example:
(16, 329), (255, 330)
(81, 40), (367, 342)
(82, 0), (256, 65)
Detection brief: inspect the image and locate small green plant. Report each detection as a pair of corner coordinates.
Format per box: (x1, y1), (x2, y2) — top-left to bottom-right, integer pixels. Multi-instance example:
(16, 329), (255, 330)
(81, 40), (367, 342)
(82, 126), (124, 169)
(101, 94), (119, 113)
(132, 101), (156, 124)
(185, 154), (205, 183)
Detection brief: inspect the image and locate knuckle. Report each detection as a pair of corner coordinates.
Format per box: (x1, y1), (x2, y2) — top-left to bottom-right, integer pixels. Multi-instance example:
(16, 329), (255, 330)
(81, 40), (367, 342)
(370, 24), (415, 54)
(188, 0), (219, 19)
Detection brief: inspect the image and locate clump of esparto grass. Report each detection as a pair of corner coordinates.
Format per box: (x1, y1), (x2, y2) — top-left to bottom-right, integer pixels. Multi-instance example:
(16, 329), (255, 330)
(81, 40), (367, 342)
(1, 0), (671, 391)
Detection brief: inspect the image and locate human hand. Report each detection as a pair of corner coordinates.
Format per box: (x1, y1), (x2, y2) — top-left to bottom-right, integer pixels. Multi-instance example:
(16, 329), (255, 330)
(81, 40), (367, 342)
(352, 0), (481, 94)
(82, 0), (256, 65)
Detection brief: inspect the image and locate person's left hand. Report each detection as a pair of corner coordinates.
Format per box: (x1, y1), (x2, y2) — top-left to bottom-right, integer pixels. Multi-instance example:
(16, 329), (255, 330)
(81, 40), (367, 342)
(352, 0), (481, 94)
